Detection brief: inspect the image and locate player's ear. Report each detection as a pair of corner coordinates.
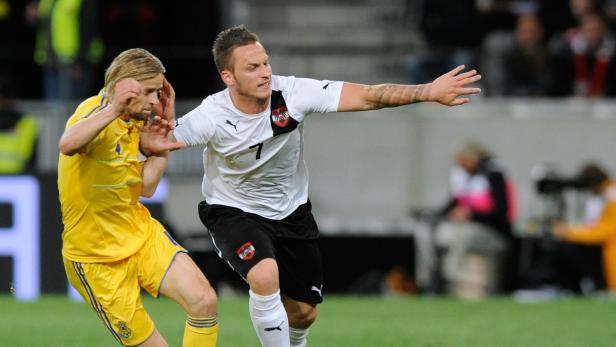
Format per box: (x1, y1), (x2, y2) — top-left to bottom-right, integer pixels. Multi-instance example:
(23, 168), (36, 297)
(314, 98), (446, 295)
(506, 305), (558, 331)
(220, 70), (235, 87)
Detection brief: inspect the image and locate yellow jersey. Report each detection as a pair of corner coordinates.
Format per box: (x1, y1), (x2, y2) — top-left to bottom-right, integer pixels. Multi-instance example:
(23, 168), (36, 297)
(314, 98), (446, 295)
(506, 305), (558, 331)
(58, 92), (158, 262)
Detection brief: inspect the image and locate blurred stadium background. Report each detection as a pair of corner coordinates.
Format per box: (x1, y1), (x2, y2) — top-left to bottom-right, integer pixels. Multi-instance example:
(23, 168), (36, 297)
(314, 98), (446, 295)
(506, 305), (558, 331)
(2, 0), (616, 345)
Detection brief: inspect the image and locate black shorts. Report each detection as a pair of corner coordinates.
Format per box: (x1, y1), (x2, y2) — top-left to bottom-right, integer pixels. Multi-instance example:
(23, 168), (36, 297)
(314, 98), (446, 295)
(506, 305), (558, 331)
(198, 200), (324, 304)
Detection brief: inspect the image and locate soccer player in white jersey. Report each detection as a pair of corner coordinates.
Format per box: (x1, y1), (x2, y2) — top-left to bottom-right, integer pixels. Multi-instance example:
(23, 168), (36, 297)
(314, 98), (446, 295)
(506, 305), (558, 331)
(171, 25), (482, 347)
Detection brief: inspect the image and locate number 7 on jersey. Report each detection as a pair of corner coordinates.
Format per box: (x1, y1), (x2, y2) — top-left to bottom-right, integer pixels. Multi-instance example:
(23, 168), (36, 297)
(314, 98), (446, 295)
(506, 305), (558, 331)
(249, 143), (264, 160)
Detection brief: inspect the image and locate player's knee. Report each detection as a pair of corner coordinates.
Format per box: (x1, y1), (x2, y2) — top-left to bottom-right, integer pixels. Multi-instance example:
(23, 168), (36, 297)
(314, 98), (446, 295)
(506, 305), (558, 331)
(187, 285), (218, 317)
(288, 305), (318, 329)
(247, 260), (280, 295)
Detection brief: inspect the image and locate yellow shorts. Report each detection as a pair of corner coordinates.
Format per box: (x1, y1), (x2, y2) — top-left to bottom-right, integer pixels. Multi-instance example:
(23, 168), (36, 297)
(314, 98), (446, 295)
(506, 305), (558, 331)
(63, 226), (186, 346)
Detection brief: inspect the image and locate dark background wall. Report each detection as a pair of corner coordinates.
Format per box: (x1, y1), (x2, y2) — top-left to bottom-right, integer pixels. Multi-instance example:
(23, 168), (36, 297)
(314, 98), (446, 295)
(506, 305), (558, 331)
(0, 0), (222, 99)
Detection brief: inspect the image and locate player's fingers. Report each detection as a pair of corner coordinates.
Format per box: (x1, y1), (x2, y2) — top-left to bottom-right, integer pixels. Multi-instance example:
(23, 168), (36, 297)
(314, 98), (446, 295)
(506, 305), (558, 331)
(167, 141), (186, 151)
(455, 69), (477, 80)
(460, 74), (482, 85)
(455, 87), (481, 96)
(451, 98), (469, 106)
(447, 65), (466, 76)
(117, 78), (142, 94)
(164, 78), (176, 96)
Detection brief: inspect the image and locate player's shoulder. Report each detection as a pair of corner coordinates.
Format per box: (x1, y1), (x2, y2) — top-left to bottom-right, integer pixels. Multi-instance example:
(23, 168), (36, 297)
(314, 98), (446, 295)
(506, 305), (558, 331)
(272, 75), (297, 92)
(67, 92), (108, 127)
(75, 93), (106, 116)
(200, 89), (232, 110)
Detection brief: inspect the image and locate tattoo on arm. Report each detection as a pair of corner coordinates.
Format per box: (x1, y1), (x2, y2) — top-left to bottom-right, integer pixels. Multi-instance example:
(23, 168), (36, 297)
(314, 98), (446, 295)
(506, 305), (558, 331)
(367, 84), (432, 109)
(412, 85), (426, 104)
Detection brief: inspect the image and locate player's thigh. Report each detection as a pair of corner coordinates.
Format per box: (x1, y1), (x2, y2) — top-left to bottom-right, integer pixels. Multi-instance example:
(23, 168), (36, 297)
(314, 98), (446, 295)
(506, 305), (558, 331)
(158, 252), (217, 317)
(199, 202), (276, 280)
(135, 328), (167, 347)
(276, 237), (324, 305)
(63, 257), (156, 346)
(136, 225), (187, 298)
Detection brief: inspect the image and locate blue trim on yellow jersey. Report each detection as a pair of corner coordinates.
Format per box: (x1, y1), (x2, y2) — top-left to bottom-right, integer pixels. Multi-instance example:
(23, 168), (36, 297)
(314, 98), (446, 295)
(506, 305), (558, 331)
(83, 93), (109, 119)
(72, 262), (124, 344)
(155, 250), (188, 299)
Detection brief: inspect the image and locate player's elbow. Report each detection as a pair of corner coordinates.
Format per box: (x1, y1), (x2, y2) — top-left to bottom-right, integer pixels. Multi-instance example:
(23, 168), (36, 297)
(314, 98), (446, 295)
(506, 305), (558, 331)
(140, 187), (155, 198)
(58, 137), (79, 156)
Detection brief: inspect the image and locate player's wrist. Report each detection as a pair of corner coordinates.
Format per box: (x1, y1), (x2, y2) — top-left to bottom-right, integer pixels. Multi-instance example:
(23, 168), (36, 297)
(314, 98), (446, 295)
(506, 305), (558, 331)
(139, 142), (153, 157)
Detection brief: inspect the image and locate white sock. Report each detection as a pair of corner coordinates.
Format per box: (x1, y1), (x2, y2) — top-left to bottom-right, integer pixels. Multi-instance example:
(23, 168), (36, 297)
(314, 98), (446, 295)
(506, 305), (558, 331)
(249, 290), (290, 347)
(289, 327), (309, 347)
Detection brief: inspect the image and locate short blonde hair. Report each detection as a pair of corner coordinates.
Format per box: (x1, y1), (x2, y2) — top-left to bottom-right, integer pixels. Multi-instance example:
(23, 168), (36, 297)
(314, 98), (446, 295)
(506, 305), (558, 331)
(104, 48), (165, 96)
(458, 140), (492, 162)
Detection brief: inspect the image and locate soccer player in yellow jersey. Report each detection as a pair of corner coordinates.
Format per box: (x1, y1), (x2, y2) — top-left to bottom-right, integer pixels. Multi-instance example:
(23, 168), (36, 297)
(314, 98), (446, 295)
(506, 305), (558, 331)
(57, 48), (219, 347)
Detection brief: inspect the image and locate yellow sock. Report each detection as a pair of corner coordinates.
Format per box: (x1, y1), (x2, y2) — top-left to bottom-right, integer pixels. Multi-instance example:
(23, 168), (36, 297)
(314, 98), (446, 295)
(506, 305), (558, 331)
(183, 315), (219, 347)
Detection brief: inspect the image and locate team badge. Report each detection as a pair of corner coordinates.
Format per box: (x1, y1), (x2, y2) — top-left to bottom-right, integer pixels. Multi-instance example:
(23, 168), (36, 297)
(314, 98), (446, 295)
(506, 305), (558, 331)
(271, 106), (291, 127)
(115, 143), (121, 154)
(269, 90), (298, 136)
(115, 321), (132, 339)
(236, 242), (256, 260)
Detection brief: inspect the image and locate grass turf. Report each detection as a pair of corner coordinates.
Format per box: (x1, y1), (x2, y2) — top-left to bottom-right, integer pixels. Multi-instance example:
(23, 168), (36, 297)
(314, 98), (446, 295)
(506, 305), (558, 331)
(1, 294), (614, 346)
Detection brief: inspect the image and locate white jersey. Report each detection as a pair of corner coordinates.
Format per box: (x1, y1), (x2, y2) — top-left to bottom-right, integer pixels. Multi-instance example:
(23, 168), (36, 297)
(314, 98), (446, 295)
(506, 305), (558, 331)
(174, 75), (343, 219)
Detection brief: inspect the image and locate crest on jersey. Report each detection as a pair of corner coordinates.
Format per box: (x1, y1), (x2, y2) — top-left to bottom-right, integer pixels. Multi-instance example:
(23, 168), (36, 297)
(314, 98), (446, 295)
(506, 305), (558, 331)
(271, 106), (291, 127)
(269, 90), (298, 136)
(236, 242), (256, 260)
(115, 321), (132, 339)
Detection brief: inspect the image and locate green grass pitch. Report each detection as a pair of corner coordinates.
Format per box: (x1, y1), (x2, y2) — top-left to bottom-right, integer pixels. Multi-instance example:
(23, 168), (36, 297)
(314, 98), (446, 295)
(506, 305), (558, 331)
(1, 294), (615, 346)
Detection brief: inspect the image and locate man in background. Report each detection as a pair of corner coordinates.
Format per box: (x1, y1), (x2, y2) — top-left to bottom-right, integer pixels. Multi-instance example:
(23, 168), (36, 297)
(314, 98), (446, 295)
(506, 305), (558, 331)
(552, 163), (616, 293)
(436, 141), (516, 299)
(0, 74), (38, 174)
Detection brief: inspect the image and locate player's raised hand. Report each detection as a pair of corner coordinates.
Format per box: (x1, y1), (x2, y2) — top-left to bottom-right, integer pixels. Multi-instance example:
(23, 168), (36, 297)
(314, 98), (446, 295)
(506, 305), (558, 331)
(152, 78), (176, 125)
(430, 65), (482, 106)
(140, 114), (185, 155)
(111, 78), (146, 117)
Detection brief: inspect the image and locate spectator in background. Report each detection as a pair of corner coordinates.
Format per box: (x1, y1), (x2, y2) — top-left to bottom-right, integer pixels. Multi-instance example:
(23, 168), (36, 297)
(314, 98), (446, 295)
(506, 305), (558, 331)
(551, 163), (616, 294)
(481, 14), (550, 96)
(436, 141), (516, 299)
(540, 0), (599, 40)
(27, 0), (103, 100)
(0, 74), (38, 174)
(548, 13), (616, 97)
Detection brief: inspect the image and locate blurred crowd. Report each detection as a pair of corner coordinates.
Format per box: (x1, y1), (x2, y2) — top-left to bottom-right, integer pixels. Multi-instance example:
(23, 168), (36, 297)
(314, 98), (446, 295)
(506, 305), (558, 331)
(407, 0), (616, 97)
(0, 0), (220, 99)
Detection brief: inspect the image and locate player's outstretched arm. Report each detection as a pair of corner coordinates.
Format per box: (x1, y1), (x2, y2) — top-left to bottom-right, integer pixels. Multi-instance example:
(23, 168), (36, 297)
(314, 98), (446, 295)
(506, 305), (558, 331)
(59, 79), (145, 156)
(337, 65), (481, 112)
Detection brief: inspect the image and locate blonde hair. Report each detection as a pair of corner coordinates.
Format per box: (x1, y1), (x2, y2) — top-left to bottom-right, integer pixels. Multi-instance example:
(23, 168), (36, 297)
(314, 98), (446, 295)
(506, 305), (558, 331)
(104, 48), (165, 96)
(458, 140), (492, 162)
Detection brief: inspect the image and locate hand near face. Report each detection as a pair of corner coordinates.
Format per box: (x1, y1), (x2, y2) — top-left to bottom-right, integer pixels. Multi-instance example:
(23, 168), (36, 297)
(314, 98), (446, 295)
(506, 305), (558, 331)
(152, 78), (176, 124)
(140, 115), (185, 156)
(430, 65), (482, 106)
(111, 78), (146, 118)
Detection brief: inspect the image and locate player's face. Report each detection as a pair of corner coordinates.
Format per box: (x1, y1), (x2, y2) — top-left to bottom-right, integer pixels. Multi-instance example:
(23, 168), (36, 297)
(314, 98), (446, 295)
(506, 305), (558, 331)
(133, 73), (164, 120)
(226, 43), (272, 101)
